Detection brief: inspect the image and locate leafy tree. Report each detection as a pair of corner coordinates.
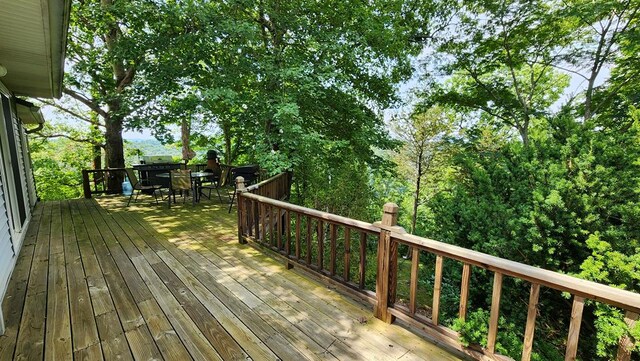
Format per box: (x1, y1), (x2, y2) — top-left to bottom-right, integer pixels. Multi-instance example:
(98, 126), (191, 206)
(43, 0), (185, 190)
(30, 138), (94, 200)
(562, 0), (640, 120)
(422, 0), (574, 145)
(392, 106), (454, 236)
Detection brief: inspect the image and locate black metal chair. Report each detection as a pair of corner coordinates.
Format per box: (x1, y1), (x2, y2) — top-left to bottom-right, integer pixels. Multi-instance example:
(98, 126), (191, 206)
(228, 165), (260, 213)
(199, 166), (223, 202)
(125, 168), (163, 206)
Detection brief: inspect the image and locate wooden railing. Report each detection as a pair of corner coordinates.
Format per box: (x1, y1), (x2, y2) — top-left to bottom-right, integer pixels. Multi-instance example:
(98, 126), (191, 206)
(236, 177), (640, 361)
(82, 168), (126, 199)
(236, 173), (380, 299)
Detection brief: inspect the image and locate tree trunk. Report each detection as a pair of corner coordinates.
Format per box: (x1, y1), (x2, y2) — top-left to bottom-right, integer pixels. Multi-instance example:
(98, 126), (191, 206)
(181, 118), (195, 162)
(405, 150), (423, 259)
(412, 150), (423, 235)
(105, 114), (125, 193)
(92, 145), (102, 170)
(517, 122), (529, 147)
(90, 122), (102, 170)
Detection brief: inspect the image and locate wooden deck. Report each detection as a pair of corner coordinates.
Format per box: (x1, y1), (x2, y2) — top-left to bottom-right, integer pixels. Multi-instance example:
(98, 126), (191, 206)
(0, 197), (461, 361)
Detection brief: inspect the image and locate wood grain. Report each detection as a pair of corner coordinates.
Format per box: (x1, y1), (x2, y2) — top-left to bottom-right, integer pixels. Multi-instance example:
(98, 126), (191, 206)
(3, 197), (463, 361)
(14, 202), (51, 361)
(432, 255), (443, 326)
(521, 283), (540, 361)
(459, 263), (471, 321)
(565, 296), (585, 361)
(487, 272), (503, 354)
(409, 247), (419, 315)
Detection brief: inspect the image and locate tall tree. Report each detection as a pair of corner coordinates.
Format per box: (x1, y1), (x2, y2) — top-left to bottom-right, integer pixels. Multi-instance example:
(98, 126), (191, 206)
(422, 0), (574, 145)
(140, 0), (438, 211)
(393, 106), (453, 235)
(48, 0), (170, 190)
(563, 0), (640, 120)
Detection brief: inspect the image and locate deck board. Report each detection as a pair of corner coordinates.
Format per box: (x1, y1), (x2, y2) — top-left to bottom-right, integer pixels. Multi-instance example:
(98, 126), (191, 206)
(0, 197), (462, 361)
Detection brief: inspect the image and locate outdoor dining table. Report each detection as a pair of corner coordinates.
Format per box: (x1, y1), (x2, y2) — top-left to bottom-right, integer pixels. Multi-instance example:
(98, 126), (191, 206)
(156, 171), (214, 203)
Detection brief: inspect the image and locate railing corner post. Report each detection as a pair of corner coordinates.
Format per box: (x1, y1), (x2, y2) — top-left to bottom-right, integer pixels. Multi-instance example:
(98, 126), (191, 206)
(374, 202), (399, 324)
(236, 176), (247, 244)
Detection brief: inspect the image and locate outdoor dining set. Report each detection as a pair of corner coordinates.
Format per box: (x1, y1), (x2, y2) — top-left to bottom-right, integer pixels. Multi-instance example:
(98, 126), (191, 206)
(124, 153), (260, 210)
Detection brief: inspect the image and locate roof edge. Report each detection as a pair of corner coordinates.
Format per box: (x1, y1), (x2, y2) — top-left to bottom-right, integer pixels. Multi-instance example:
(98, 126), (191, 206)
(49, 0), (72, 99)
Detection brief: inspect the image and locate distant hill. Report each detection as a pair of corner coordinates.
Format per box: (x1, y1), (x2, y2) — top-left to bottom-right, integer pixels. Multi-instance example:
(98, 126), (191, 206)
(124, 139), (209, 165)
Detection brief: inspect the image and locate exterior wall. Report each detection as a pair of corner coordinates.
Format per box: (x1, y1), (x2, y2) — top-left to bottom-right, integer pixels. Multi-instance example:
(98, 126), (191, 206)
(0, 81), (36, 334)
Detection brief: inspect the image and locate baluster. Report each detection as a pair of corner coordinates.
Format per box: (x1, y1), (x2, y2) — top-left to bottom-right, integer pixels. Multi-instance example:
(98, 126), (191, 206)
(616, 311), (639, 361)
(246, 199), (252, 237)
(306, 217), (312, 264)
(285, 210), (291, 256)
(253, 199), (259, 239)
(269, 204), (275, 247)
(344, 228), (351, 282)
(521, 283), (540, 361)
(317, 220), (324, 270)
(260, 202), (266, 244)
(330, 224), (337, 276)
(359, 232), (366, 289)
(565, 296), (585, 361)
(295, 213), (301, 260)
(276, 206), (282, 250)
(409, 247), (419, 315)
(459, 263), (472, 320)
(487, 272), (503, 353)
(236, 177), (245, 243)
(432, 255), (443, 325)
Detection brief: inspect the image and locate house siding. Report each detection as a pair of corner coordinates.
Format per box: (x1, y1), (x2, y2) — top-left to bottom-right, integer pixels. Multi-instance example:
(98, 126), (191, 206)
(0, 84), (36, 333)
(0, 171), (14, 303)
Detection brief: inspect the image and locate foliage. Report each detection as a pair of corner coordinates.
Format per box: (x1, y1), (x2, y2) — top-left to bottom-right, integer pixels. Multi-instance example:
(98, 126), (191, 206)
(407, 1), (640, 359)
(30, 139), (93, 200)
(391, 106), (456, 235)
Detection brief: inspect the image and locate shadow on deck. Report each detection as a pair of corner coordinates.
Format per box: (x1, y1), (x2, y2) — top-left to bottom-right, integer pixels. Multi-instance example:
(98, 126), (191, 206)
(0, 196), (462, 360)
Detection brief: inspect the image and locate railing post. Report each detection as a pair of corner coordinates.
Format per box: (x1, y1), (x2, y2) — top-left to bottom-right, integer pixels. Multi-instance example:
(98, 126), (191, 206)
(236, 176), (246, 244)
(616, 311), (638, 361)
(82, 170), (91, 199)
(374, 202), (398, 324)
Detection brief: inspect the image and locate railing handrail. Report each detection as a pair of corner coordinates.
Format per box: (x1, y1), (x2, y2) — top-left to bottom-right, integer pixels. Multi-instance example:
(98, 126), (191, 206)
(244, 173), (288, 192)
(241, 191), (640, 314)
(237, 183), (640, 360)
(392, 231), (640, 314)
(240, 192), (381, 233)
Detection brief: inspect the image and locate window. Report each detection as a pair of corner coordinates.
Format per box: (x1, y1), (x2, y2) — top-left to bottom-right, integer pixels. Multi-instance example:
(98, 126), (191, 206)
(0, 94), (27, 232)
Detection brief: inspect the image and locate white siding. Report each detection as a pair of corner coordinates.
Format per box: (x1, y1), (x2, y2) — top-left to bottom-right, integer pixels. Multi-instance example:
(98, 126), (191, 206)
(0, 170), (16, 305)
(0, 89), (33, 318)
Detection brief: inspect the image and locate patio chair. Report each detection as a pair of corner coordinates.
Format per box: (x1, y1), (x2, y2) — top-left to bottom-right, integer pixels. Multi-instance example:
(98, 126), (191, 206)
(199, 165), (223, 202)
(228, 165), (260, 213)
(125, 168), (163, 206)
(169, 169), (194, 206)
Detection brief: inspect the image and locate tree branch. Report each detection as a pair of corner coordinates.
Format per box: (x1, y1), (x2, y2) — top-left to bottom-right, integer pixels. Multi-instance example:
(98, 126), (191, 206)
(62, 88), (108, 118)
(34, 133), (105, 147)
(38, 99), (105, 127)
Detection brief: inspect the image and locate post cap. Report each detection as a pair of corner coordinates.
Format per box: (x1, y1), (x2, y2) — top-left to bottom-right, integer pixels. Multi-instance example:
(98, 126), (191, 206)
(383, 203), (399, 214)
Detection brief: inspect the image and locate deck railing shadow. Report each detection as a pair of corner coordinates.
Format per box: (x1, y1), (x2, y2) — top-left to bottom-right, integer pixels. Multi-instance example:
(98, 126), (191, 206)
(96, 195), (388, 361)
(236, 173), (640, 361)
